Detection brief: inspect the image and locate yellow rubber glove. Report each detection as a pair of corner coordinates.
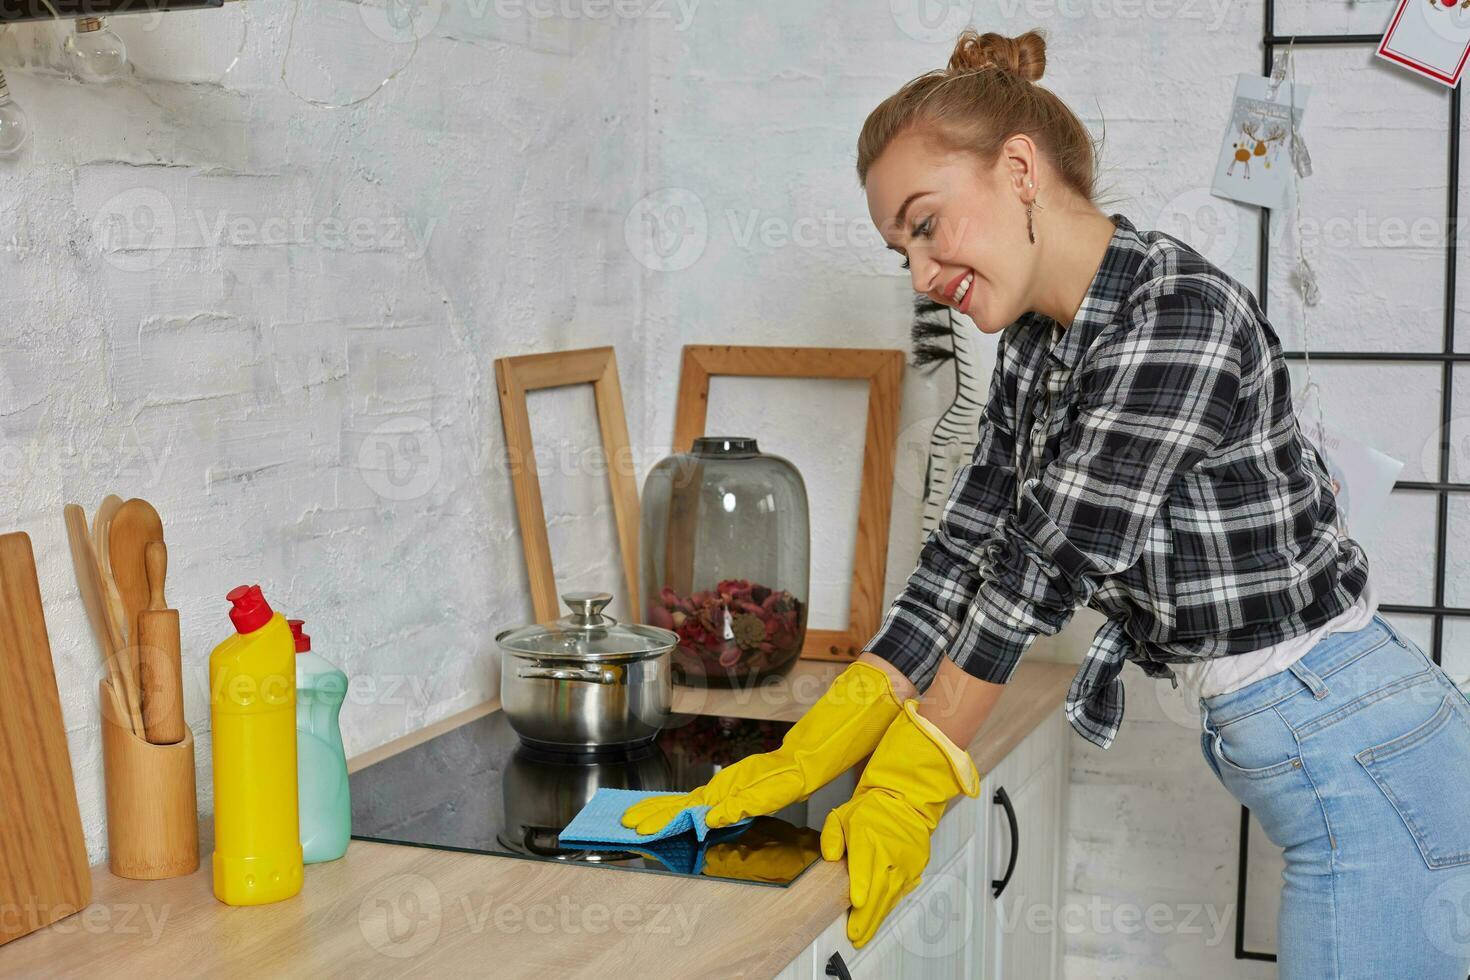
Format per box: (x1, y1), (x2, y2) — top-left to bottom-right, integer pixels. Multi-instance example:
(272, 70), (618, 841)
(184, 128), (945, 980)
(700, 817), (822, 883)
(819, 699), (981, 948)
(619, 660), (903, 834)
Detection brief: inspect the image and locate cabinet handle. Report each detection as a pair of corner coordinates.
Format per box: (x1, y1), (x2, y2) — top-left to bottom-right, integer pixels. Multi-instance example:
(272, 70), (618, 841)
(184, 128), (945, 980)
(991, 784), (1019, 899)
(824, 951), (852, 979)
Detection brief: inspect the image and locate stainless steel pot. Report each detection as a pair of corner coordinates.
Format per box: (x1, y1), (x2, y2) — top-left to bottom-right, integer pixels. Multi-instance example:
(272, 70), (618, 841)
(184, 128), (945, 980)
(497, 591), (677, 751)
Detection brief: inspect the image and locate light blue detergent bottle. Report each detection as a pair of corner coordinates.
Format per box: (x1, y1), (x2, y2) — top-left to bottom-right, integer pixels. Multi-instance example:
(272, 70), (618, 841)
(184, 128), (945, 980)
(290, 619), (351, 863)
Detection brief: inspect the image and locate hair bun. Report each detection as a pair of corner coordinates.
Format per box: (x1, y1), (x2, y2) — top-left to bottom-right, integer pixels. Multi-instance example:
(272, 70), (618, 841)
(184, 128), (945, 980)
(947, 29), (1046, 83)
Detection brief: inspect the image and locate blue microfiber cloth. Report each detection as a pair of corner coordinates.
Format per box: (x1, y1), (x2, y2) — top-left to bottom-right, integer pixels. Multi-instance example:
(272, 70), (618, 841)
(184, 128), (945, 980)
(558, 787), (755, 875)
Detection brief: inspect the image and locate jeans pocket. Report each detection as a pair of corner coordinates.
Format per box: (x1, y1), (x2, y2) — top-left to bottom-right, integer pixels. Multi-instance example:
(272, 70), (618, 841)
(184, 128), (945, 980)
(1356, 694), (1470, 869)
(1207, 723), (1303, 780)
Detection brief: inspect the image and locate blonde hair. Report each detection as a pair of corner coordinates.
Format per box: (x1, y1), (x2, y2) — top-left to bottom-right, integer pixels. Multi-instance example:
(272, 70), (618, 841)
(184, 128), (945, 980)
(857, 29), (1113, 208)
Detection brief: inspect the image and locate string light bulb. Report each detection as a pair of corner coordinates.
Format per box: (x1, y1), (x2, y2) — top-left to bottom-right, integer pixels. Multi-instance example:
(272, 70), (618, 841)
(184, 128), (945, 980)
(0, 69), (31, 158)
(64, 17), (128, 84)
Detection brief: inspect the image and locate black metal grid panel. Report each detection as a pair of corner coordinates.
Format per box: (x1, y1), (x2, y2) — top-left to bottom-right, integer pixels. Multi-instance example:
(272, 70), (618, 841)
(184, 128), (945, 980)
(1234, 0), (1466, 964)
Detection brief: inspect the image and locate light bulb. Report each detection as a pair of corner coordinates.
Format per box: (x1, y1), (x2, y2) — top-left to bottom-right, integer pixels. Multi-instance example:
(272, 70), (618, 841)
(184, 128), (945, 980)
(0, 71), (30, 158)
(64, 17), (128, 84)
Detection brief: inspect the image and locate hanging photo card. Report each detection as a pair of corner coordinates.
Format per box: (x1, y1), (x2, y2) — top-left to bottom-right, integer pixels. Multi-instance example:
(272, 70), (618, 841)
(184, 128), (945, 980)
(1377, 0), (1470, 89)
(1211, 73), (1310, 210)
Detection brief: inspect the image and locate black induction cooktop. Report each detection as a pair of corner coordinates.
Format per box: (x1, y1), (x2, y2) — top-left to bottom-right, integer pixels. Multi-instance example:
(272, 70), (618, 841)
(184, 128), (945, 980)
(349, 709), (860, 887)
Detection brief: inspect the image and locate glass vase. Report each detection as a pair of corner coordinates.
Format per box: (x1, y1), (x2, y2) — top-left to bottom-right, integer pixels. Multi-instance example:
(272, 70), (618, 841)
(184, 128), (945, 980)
(640, 436), (810, 687)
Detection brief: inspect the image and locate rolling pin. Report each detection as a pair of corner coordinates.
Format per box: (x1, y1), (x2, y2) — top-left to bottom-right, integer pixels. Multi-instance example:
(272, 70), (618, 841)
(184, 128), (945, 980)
(136, 541), (185, 745)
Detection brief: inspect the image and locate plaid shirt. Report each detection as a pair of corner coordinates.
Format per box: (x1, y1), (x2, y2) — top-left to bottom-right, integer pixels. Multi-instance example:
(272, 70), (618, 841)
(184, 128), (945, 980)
(866, 212), (1370, 749)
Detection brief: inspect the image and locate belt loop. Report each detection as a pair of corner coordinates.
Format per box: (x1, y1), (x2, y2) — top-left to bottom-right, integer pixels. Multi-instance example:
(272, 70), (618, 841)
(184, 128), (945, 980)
(1288, 659), (1329, 700)
(1377, 614), (1408, 649)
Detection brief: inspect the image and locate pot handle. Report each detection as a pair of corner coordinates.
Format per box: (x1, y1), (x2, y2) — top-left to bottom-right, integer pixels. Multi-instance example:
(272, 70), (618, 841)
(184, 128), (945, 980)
(516, 665), (617, 685)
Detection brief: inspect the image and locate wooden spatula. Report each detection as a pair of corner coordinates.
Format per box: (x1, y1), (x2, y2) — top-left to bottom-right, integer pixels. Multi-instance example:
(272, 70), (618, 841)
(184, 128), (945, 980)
(91, 495), (123, 579)
(110, 498), (164, 650)
(90, 495), (140, 707)
(0, 531), (91, 945)
(64, 504), (143, 736)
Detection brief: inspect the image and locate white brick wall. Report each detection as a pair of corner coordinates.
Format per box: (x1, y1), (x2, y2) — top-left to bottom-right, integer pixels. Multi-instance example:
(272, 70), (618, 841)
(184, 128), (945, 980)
(0, 5), (655, 864)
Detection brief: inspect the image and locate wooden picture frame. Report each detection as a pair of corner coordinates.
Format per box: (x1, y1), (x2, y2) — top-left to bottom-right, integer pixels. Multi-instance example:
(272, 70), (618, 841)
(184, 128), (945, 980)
(673, 345), (905, 662)
(495, 347), (640, 624)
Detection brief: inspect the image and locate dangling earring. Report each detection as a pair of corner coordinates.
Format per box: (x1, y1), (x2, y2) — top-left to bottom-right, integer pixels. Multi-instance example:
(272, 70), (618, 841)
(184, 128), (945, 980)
(1026, 178), (1039, 245)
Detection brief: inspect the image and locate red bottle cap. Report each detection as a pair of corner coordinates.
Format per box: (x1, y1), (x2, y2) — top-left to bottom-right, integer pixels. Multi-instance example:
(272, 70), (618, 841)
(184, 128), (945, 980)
(225, 585), (273, 634)
(288, 619), (311, 654)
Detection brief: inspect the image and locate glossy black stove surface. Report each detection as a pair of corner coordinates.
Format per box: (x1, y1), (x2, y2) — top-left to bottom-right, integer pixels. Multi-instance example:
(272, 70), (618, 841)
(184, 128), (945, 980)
(350, 709), (855, 888)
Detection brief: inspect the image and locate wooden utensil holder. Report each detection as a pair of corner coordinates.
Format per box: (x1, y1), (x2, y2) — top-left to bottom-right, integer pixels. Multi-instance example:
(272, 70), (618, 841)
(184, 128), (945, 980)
(99, 679), (200, 879)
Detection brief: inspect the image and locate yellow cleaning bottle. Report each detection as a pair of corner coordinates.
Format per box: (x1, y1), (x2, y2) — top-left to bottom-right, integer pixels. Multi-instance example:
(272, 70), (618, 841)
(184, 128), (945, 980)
(210, 584), (303, 905)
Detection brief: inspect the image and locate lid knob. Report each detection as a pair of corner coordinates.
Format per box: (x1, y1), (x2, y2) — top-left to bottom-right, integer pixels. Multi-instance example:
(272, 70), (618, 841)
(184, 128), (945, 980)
(561, 591), (613, 626)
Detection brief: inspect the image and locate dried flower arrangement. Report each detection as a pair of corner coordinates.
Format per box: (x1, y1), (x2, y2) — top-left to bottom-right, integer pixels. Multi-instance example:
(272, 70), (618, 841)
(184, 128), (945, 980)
(647, 578), (806, 681)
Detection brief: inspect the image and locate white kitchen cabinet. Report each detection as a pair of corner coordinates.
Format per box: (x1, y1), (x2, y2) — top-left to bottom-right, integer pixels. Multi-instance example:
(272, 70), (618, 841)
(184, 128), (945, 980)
(805, 834), (980, 980)
(793, 710), (1068, 980)
(979, 709), (1067, 980)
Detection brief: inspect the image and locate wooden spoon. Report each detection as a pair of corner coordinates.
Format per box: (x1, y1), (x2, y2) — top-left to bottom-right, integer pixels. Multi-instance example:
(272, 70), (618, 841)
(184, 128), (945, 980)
(110, 498), (165, 648)
(64, 504), (143, 736)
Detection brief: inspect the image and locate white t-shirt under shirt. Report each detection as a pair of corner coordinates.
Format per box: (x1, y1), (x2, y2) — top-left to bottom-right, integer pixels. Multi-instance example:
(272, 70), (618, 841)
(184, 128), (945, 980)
(1173, 578), (1378, 704)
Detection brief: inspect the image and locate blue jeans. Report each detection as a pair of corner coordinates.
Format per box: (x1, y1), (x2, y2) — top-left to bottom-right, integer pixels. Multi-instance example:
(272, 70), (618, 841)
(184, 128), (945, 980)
(1198, 613), (1470, 979)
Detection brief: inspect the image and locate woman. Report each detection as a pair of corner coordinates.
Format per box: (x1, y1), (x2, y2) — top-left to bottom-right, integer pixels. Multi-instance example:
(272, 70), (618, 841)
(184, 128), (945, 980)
(622, 28), (1470, 977)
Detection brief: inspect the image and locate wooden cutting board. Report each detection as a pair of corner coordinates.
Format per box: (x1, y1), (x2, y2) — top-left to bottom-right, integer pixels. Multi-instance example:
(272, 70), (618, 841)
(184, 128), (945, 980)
(0, 531), (90, 945)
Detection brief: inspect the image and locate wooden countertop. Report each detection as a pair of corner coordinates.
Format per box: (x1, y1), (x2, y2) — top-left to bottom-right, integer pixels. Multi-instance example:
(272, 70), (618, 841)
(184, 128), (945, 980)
(1, 659), (1073, 979)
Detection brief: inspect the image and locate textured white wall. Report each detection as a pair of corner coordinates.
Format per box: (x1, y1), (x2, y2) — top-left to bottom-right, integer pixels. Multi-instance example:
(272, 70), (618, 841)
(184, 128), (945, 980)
(0, 3), (653, 864)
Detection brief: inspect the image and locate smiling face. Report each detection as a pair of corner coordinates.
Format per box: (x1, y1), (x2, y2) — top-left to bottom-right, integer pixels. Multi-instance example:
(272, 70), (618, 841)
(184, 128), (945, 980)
(866, 128), (1039, 333)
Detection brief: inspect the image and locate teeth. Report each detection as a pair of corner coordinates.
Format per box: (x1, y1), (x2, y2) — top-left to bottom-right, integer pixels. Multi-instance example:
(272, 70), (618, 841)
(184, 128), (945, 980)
(953, 272), (974, 302)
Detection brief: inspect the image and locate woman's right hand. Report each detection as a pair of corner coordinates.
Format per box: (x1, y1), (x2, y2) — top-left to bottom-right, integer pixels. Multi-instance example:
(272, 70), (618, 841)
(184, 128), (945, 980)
(619, 660), (906, 834)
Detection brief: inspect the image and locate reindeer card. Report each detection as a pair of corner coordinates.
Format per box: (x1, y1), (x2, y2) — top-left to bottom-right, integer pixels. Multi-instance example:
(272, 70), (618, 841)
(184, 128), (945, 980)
(1377, 0), (1470, 88)
(1211, 73), (1310, 210)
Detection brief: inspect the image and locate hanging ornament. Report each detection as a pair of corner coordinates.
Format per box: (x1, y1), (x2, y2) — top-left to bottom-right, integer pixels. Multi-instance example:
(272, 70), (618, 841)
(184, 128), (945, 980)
(1289, 130), (1313, 179)
(0, 69), (31, 158)
(1291, 259), (1321, 307)
(63, 16), (128, 84)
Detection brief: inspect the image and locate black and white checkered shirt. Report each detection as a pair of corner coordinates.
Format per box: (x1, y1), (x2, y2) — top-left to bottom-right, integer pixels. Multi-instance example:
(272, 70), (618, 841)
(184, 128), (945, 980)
(865, 212), (1370, 749)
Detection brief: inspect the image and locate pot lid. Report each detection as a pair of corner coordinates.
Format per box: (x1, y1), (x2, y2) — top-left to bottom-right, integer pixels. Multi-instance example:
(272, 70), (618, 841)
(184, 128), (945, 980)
(497, 592), (676, 659)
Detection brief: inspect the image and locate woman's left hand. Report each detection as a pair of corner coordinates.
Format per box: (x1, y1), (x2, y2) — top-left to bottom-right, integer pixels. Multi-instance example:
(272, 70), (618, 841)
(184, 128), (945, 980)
(819, 699), (982, 948)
